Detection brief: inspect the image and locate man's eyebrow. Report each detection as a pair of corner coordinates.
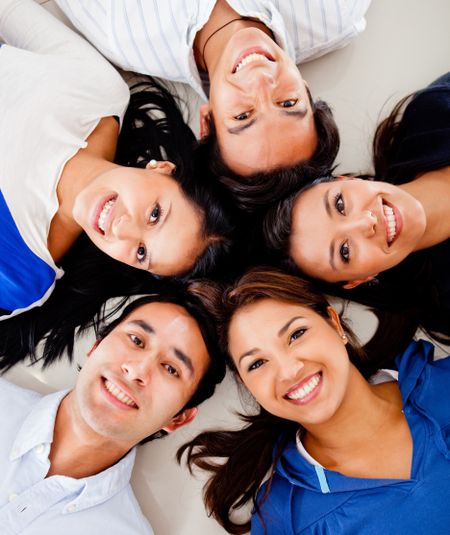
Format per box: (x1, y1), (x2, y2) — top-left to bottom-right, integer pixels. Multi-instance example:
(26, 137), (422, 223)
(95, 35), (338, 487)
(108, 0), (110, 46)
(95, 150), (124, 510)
(227, 117), (257, 135)
(174, 348), (194, 376)
(280, 108), (308, 119)
(129, 320), (155, 334)
(146, 203), (172, 271)
(278, 316), (304, 337)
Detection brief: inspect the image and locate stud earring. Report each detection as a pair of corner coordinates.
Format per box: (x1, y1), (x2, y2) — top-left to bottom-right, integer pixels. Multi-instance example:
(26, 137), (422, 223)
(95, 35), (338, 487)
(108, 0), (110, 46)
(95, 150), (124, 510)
(341, 334), (348, 343)
(149, 159), (158, 169)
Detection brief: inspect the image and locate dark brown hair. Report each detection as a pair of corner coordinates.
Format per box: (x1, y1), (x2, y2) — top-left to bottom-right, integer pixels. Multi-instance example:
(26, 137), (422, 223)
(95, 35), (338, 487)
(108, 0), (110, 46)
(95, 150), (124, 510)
(178, 268), (367, 534)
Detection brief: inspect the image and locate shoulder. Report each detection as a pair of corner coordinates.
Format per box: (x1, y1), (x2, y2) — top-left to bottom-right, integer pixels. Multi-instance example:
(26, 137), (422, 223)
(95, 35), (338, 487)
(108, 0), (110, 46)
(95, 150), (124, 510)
(396, 340), (450, 420)
(89, 484), (154, 534)
(0, 378), (41, 427)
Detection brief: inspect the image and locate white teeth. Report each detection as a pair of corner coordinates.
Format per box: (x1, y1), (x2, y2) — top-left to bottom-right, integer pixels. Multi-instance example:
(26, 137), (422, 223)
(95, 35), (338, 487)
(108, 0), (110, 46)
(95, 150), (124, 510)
(104, 379), (137, 407)
(235, 53), (268, 73)
(286, 374), (321, 400)
(382, 204), (397, 243)
(98, 198), (116, 233)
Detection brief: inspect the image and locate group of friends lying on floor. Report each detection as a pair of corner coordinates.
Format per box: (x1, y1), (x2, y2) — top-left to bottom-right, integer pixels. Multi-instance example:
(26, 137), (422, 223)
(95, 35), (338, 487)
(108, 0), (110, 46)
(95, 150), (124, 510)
(1, 1), (449, 533)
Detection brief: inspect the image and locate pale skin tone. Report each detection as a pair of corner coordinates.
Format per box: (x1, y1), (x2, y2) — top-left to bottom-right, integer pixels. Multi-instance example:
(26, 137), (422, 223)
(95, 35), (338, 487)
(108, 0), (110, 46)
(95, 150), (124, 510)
(228, 299), (413, 479)
(290, 167), (450, 287)
(48, 116), (207, 277)
(47, 301), (210, 479)
(193, 0), (317, 176)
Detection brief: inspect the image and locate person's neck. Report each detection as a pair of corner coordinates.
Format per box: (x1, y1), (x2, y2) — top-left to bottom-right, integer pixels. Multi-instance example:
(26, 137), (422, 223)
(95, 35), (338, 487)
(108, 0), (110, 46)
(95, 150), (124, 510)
(194, 0), (272, 73)
(46, 392), (132, 479)
(302, 369), (403, 471)
(400, 165), (450, 250)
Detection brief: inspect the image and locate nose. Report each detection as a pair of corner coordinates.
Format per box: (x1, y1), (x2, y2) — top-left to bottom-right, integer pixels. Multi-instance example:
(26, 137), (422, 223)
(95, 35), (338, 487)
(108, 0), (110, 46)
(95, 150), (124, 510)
(121, 350), (156, 386)
(349, 210), (377, 238)
(277, 353), (305, 383)
(244, 68), (276, 94)
(111, 214), (139, 241)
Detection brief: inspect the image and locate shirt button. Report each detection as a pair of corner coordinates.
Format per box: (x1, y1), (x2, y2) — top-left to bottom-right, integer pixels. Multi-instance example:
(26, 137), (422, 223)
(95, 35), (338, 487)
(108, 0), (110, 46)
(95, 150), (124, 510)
(67, 504), (77, 513)
(8, 493), (18, 502)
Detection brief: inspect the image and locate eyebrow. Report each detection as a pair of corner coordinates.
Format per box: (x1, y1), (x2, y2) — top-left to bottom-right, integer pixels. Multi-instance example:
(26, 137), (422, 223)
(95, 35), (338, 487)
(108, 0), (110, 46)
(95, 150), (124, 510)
(324, 190), (337, 271)
(129, 320), (194, 377)
(237, 315), (306, 366)
(278, 316), (304, 337)
(227, 108), (308, 135)
(146, 203), (172, 272)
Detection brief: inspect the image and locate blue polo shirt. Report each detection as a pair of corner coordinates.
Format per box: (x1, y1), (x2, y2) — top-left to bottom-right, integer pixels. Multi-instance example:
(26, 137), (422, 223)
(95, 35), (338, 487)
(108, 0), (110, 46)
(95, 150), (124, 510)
(252, 340), (450, 535)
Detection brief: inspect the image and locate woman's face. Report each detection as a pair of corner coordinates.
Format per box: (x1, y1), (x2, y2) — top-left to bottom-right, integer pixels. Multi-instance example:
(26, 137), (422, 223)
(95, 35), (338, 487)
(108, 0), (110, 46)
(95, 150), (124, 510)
(228, 299), (351, 426)
(72, 165), (207, 276)
(289, 178), (427, 286)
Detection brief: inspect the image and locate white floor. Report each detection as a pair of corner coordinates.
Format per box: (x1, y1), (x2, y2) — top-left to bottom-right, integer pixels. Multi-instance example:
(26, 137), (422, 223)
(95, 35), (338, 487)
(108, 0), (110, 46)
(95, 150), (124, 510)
(6, 1), (450, 533)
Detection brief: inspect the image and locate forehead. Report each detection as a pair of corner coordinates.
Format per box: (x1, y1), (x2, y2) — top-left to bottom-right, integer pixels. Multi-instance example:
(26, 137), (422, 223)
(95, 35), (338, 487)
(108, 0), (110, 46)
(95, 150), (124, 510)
(218, 110), (317, 176)
(230, 299), (318, 339)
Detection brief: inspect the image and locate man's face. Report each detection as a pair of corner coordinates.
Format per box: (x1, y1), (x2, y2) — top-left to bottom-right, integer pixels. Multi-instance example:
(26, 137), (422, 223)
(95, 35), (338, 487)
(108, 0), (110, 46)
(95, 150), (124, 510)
(73, 302), (210, 448)
(205, 28), (317, 176)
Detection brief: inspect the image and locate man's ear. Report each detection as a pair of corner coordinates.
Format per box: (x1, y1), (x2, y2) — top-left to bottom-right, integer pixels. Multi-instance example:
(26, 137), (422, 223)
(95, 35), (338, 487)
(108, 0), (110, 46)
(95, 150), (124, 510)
(326, 306), (345, 338)
(199, 104), (211, 139)
(163, 407), (198, 433)
(342, 275), (376, 290)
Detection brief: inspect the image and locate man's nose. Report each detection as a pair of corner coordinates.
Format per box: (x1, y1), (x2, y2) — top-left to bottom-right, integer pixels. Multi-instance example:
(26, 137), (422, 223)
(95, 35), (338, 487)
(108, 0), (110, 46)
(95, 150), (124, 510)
(121, 353), (155, 386)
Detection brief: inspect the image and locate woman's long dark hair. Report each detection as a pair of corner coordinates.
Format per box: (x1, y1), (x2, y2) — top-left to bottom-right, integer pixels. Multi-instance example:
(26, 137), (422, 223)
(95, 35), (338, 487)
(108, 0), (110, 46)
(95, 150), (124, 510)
(0, 78), (235, 370)
(178, 268), (370, 534)
(198, 89), (339, 211)
(262, 79), (450, 353)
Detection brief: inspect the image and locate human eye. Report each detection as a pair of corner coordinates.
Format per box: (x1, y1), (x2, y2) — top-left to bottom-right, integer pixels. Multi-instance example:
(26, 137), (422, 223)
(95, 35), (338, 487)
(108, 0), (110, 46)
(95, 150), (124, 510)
(334, 193), (345, 215)
(340, 241), (350, 263)
(234, 111), (251, 121)
(149, 203), (162, 225)
(289, 328), (307, 344)
(248, 358), (265, 372)
(279, 98), (298, 108)
(129, 334), (144, 347)
(136, 244), (147, 264)
(163, 363), (179, 377)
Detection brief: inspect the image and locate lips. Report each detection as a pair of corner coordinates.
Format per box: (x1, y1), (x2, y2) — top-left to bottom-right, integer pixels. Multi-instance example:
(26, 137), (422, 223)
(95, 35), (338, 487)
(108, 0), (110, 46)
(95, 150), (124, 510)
(232, 47), (275, 73)
(93, 194), (117, 236)
(102, 377), (138, 409)
(382, 200), (402, 246)
(284, 372), (322, 405)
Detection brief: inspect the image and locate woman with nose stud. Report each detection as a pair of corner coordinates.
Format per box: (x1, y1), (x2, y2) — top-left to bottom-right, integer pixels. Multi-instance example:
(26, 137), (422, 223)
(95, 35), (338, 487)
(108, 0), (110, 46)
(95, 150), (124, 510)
(0, 0), (232, 319)
(55, 0), (371, 207)
(179, 269), (450, 535)
(264, 72), (450, 345)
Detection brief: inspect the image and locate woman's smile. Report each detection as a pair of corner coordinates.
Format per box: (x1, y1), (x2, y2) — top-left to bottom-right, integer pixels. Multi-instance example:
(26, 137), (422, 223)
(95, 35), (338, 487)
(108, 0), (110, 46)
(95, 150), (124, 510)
(284, 371), (323, 405)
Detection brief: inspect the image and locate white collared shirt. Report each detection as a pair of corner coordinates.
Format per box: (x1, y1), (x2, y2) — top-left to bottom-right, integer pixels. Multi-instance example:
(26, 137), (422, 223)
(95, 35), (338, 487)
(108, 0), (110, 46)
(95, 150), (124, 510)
(0, 379), (153, 534)
(55, 0), (372, 100)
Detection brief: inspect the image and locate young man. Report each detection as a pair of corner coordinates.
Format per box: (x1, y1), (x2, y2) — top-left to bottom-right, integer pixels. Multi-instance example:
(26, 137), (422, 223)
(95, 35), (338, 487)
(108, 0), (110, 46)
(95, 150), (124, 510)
(0, 295), (224, 534)
(55, 0), (371, 178)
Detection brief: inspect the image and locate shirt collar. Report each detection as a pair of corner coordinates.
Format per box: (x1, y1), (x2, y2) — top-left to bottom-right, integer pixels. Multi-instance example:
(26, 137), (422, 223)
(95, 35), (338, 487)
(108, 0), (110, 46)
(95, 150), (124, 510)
(10, 388), (137, 513)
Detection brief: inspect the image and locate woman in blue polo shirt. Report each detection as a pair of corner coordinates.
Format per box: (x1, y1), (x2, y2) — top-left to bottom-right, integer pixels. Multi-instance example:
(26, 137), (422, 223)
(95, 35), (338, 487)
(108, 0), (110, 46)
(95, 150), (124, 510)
(179, 268), (450, 534)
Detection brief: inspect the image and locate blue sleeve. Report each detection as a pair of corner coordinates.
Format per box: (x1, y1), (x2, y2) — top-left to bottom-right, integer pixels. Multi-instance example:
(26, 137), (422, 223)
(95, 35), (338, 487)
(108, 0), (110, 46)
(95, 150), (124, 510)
(251, 478), (290, 535)
(397, 339), (450, 426)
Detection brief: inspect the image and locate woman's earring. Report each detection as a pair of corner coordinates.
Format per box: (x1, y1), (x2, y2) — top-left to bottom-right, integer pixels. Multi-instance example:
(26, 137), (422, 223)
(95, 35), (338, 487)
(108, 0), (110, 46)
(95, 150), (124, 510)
(149, 159), (158, 169)
(341, 334), (348, 343)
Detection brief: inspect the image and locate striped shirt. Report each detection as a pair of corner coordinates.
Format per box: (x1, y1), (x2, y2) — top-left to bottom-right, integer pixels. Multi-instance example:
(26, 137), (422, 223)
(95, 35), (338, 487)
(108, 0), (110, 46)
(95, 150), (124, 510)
(56, 0), (371, 100)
